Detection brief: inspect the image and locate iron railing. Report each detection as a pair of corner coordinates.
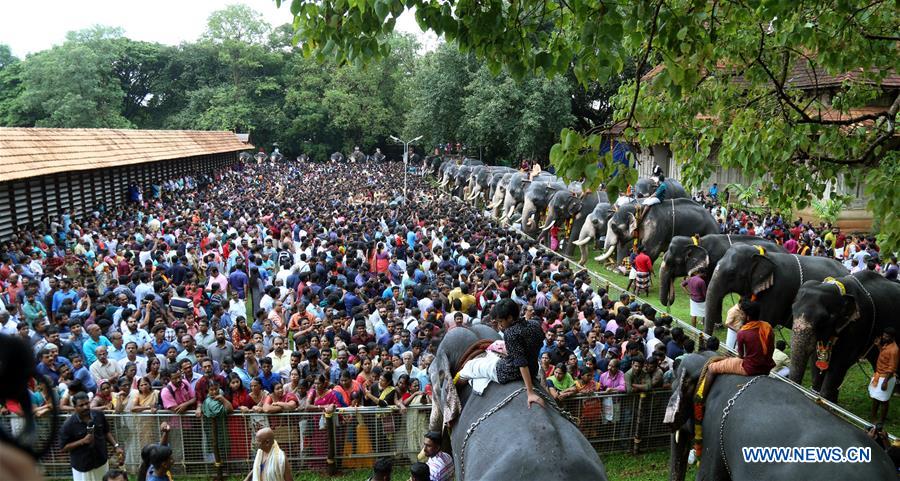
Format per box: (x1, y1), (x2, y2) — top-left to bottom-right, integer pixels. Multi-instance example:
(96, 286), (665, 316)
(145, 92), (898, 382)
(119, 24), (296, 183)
(15, 390), (676, 479)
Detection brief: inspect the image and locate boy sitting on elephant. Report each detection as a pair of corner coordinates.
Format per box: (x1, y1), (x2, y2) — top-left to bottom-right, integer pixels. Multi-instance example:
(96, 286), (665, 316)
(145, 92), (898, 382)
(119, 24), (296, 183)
(703, 298), (775, 382)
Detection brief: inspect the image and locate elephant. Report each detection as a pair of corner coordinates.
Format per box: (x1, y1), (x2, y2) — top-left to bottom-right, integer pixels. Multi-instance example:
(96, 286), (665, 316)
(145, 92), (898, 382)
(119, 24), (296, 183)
(439, 163), (460, 192)
(540, 188), (608, 256)
(519, 179), (568, 235)
(703, 244), (848, 334)
(571, 200), (615, 264)
(634, 177), (687, 199)
(429, 325), (608, 481)
(665, 352), (894, 481)
(789, 270), (900, 402)
(450, 163), (479, 199)
(659, 235), (786, 307)
(500, 171), (555, 224)
(597, 198), (719, 266)
(487, 172), (517, 219)
(427, 155), (449, 177)
(467, 166), (516, 208)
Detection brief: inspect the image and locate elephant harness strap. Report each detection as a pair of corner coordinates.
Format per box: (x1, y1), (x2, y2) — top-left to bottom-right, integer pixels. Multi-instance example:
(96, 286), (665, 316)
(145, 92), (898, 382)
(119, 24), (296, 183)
(457, 386), (577, 480)
(717, 376), (763, 477)
(816, 276), (877, 372)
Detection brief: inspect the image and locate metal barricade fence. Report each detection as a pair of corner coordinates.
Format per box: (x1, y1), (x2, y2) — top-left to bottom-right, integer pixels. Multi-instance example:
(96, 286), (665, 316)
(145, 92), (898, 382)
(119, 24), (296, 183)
(14, 391), (674, 479)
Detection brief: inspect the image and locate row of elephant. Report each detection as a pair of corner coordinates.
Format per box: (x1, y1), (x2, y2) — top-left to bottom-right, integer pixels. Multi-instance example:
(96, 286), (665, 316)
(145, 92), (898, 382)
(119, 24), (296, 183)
(424, 159), (900, 404)
(425, 157), (703, 267)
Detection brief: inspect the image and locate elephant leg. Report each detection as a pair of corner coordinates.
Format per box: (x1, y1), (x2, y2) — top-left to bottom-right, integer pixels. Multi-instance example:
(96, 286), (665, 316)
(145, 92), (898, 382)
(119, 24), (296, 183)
(818, 356), (855, 403)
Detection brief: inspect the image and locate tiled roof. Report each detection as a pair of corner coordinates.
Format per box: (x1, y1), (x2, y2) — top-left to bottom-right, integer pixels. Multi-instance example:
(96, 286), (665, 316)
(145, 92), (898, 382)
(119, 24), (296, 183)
(0, 128), (250, 183)
(642, 63), (900, 90)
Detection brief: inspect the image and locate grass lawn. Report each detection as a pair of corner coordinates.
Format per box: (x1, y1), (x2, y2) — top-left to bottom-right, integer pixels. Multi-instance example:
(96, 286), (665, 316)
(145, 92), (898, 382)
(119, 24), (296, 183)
(182, 449), (690, 481)
(581, 253), (898, 435)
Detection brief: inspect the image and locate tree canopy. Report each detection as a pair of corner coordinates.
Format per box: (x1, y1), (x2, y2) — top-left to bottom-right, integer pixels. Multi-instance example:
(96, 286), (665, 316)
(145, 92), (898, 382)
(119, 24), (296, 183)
(285, 0), (900, 249)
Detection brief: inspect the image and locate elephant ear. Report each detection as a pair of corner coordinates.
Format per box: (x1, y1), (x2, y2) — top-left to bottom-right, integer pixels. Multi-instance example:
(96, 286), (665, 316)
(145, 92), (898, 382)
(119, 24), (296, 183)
(627, 213), (639, 236)
(838, 295), (861, 330)
(749, 254), (776, 295)
(663, 369), (688, 424)
(429, 350), (453, 409)
(684, 245), (709, 276)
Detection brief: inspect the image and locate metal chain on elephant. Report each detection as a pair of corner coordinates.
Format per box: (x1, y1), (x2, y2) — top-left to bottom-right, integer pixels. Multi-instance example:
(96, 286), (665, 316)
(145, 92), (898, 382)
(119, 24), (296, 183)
(718, 376), (763, 478)
(792, 254), (804, 285)
(671, 199), (676, 239)
(846, 274), (877, 346)
(459, 387), (526, 480)
(457, 386), (578, 480)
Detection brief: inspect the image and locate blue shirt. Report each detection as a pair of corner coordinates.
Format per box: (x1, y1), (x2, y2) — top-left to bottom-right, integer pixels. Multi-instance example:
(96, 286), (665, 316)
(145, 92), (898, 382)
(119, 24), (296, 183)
(73, 366), (98, 393)
(82, 336), (113, 366)
(151, 339), (172, 355)
(406, 231), (416, 248)
(51, 289), (78, 313)
(257, 372), (282, 392)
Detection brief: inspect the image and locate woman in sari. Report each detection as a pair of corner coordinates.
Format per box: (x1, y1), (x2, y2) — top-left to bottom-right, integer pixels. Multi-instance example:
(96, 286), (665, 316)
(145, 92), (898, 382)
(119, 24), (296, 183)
(540, 352), (554, 379)
(283, 367), (303, 396)
(225, 373), (255, 460)
(122, 362), (138, 390)
(363, 372), (398, 455)
(201, 381), (232, 463)
(334, 370), (372, 469)
(145, 357), (163, 387)
(231, 316), (253, 350)
(91, 380), (115, 411)
(547, 363), (577, 401)
(575, 369), (601, 438)
(355, 358), (376, 389)
(248, 378), (268, 411)
(403, 378), (430, 462)
(307, 374), (347, 467)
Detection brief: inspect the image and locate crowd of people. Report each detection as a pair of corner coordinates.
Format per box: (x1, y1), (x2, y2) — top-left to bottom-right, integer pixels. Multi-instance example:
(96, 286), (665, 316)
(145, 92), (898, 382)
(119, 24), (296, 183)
(0, 155), (892, 480)
(694, 184), (897, 278)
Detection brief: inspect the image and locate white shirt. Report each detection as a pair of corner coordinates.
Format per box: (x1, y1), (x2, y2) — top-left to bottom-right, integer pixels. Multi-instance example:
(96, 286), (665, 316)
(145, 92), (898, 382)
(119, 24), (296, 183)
(90, 359), (122, 383)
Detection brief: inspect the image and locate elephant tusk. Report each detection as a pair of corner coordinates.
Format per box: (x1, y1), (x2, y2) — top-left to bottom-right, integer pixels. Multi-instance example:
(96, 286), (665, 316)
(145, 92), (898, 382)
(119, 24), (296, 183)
(675, 430), (680, 444)
(541, 219), (556, 231)
(595, 244), (616, 262)
(572, 235), (592, 246)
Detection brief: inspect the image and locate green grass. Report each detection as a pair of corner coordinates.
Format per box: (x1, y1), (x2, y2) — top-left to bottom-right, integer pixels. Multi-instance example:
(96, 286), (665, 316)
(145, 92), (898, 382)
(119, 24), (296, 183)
(183, 450), (686, 480)
(582, 254), (899, 435)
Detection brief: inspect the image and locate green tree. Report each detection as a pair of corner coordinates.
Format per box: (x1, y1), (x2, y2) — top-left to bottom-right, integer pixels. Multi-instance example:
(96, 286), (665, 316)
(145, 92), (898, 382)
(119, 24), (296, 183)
(16, 27), (132, 128)
(284, 0), (900, 250)
(403, 42), (477, 150)
(0, 45), (28, 126)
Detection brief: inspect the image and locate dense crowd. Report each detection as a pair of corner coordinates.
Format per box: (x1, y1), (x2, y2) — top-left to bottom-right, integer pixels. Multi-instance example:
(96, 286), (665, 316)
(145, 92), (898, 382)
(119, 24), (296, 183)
(2, 156), (888, 480)
(694, 186), (897, 277)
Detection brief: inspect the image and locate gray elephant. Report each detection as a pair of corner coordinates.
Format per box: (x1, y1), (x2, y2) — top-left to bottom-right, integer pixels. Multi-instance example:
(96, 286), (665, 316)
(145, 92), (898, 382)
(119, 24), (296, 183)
(540, 188), (608, 256)
(659, 235), (786, 307)
(519, 179), (568, 235)
(467, 166), (516, 208)
(665, 352), (894, 481)
(571, 200), (614, 264)
(634, 177), (687, 199)
(704, 245), (848, 334)
(439, 163), (460, 192)
(501, 172), (556, 224)
(487, 172), (517, 219)
(790, 271), (900, 402)
(450, 163), (480, 199)
(597, 199), (719, 265)
(429, 326), (608, 481)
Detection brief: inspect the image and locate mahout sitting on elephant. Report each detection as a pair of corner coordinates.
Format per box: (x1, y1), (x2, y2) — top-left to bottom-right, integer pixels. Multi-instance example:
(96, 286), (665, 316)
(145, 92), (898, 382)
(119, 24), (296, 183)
(429, 300), (607, 481)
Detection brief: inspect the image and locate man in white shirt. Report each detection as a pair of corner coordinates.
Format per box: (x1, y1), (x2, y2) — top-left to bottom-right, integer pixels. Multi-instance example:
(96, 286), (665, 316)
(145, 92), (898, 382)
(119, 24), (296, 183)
(89, 346), (122, 383)
(117, 342), (147, 377)
(266, 336), (293, 374)
(392, 351), (423, 384)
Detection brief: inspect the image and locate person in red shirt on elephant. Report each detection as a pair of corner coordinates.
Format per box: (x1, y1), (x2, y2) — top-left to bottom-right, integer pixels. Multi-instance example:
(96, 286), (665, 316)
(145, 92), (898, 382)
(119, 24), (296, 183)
(706, 298), (775, 381)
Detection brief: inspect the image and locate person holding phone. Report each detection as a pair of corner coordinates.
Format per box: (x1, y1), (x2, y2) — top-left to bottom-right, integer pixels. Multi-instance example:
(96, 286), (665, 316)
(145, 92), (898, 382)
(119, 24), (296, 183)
(61, 392), (124, 481)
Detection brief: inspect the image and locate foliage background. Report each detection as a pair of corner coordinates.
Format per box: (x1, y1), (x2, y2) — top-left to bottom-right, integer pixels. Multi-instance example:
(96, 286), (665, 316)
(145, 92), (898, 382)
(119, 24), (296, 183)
(0, 4), (610, 164)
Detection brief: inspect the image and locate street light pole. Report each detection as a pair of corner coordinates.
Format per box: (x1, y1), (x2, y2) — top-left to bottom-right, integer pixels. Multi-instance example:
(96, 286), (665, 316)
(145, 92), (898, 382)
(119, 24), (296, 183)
(389, 135), (422, 202)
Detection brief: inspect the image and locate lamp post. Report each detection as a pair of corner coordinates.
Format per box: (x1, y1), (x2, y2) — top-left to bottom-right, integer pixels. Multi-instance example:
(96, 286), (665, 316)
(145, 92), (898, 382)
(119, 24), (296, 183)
(389, 135), (422, 202)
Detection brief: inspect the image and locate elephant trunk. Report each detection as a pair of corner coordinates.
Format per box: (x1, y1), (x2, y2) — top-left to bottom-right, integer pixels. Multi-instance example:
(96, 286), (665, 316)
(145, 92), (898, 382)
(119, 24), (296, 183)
(703, 267), (727, 335)
(789, 315), (815, 384)
(595, 223), (618, 262)
(668, 425), (693, 481)
(659, 261), (675, 306)
(429, 399), (443, 432)
(521, 199), (537, 230)
(501, 192), (516, 221)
